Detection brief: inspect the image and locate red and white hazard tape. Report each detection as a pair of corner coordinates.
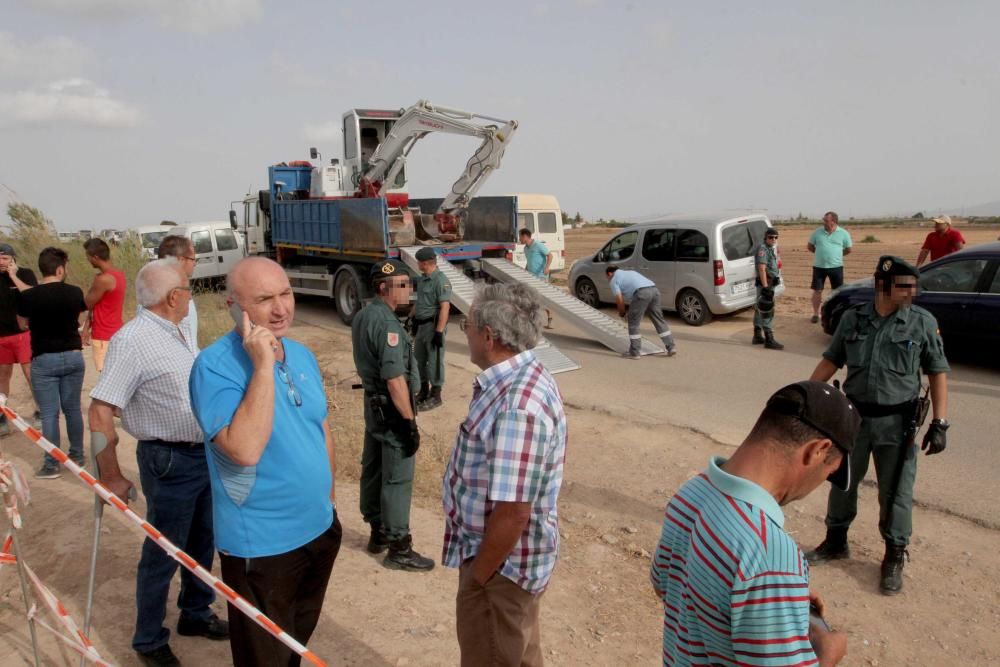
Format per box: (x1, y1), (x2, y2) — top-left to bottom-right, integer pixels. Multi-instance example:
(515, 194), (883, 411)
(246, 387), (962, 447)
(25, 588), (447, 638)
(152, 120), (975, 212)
(0, 531), (112, 665)
(0, 403), (328, 667)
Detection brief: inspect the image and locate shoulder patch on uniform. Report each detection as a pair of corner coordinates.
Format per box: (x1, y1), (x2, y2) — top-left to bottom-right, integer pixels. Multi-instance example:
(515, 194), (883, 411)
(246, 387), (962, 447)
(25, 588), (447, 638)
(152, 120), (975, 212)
(442, 283), (450, 290)
(387, 332), (399, 347)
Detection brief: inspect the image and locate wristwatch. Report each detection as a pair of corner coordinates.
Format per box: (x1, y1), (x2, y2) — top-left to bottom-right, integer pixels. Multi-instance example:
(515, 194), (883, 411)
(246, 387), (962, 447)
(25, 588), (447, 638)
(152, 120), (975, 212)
(930, 418), (950, 430)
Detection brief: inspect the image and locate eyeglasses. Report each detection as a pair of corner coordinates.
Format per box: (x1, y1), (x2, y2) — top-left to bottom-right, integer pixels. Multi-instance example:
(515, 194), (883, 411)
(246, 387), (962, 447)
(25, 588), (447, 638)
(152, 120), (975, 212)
(892, 281), (918, 290)
(276, 361), (303, 407)
(171, 285), (192, 295)
(181, 255), (197, 262)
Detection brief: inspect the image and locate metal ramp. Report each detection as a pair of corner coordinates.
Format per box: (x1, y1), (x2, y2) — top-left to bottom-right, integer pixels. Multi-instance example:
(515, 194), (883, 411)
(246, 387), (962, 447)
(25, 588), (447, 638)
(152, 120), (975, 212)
(399, 248), (580, 374)
(481, 258), (661, 356)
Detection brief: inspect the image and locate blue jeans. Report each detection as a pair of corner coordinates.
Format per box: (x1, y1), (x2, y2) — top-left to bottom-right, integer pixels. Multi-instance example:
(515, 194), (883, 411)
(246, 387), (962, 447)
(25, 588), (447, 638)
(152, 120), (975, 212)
(133, 441), (216, 652)
(30, 351), (85, 468)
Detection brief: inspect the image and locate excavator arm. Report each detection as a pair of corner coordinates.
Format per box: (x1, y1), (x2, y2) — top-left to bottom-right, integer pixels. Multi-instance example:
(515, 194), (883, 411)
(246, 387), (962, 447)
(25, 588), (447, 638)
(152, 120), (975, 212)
(356, 100), (517, 233)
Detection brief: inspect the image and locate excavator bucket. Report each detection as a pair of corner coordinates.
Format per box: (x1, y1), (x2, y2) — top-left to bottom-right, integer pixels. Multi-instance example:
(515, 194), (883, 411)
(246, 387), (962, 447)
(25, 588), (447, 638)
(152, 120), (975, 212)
(387, 208), (416, 247)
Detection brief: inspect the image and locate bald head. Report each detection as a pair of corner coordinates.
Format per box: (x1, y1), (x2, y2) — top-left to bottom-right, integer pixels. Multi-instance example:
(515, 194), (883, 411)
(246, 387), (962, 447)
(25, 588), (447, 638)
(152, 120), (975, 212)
(227, 257), (295, 338)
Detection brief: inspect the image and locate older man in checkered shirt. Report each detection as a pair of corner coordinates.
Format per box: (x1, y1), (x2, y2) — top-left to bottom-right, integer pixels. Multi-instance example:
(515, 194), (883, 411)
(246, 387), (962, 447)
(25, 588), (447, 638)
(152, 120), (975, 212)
(442, 282), (567, 667)
(89, 258), (226, 667)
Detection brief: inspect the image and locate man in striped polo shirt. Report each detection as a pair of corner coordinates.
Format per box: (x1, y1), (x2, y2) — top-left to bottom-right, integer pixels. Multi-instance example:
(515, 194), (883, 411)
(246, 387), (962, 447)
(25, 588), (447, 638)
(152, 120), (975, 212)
(651, 381), (858, 667)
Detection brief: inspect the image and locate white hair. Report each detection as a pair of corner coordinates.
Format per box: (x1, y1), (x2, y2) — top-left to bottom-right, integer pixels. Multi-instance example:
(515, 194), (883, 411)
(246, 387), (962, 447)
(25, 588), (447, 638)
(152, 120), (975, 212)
(136, 257), (184, 308)
(470, 282), (544, 353)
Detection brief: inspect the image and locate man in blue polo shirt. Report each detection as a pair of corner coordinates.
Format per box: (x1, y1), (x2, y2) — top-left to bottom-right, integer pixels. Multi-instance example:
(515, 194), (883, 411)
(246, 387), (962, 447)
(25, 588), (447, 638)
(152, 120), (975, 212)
(605, 265), (676, 359)
(808, 211), (853, 323)
(651, 381), (857, 667)
(190, 257), (341, 667)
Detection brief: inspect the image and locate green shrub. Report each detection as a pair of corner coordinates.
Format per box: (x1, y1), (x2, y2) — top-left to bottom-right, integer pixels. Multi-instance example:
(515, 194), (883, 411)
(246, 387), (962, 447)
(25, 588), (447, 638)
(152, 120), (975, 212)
(861, 234), (880, 243)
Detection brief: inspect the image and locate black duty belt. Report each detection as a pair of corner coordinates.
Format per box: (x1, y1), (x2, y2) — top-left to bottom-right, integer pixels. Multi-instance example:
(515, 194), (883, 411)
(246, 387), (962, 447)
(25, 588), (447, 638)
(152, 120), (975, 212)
(146, 439), (204, 450)
(848, 399), (914, 418)
(413, 316), (435, 326)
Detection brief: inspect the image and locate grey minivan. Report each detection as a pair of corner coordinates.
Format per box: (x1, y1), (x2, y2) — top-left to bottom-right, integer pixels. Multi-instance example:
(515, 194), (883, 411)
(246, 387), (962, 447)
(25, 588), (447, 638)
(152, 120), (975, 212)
(568, 213), (785, 325)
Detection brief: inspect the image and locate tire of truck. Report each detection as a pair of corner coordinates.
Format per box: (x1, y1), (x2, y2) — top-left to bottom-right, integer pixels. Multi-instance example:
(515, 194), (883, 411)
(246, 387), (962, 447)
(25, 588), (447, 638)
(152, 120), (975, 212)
(676, 288), (713, 326)
(334, 265), (366, 325)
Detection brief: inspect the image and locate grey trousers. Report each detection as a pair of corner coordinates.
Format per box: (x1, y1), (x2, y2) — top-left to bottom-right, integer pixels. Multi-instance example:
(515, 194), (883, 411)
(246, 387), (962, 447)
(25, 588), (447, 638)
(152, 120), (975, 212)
(627, 286), (674, 356)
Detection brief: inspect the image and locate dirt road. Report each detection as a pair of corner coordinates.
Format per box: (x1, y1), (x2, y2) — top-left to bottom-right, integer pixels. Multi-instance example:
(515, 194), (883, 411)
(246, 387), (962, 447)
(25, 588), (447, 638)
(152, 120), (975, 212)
(1, 224), (998, 666)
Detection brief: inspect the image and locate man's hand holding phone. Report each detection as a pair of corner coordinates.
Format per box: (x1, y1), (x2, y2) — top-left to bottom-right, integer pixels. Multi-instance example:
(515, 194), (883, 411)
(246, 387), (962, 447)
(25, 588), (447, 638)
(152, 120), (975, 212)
(231, 303), (277, 370)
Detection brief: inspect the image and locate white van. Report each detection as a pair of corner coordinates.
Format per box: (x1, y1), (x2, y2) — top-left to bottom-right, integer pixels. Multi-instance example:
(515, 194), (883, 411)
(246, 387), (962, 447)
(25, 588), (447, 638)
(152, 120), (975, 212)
(510, 194), (566, 275)
(568, 212), (785, 326)
(132, 223), (177, 260)
(166, 221), (244, 281)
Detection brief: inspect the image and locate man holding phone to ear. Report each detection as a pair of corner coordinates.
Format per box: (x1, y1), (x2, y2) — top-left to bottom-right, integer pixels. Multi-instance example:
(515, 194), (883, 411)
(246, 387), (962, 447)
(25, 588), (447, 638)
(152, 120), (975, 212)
(352, 259), (434, 572)
(189, 257), (341, 666)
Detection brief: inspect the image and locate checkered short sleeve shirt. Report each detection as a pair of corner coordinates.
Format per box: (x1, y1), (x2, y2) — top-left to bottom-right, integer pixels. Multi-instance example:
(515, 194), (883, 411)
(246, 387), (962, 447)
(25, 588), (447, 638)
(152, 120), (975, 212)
(441, 350), (567, 594)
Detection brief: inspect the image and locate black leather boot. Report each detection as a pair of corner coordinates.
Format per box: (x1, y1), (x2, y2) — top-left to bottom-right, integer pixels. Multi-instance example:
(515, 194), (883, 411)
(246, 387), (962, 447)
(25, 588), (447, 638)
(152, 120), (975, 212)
(418, 386), (442, 411)
(880, 543), (908, 595)
(752, 327), (765, 345)
(366, 522), (389, 554)
(416, 382), (430, 405)
(804, 528), (850, 563)
(764, 330), (785, 350)
(383, 535), (435, 572)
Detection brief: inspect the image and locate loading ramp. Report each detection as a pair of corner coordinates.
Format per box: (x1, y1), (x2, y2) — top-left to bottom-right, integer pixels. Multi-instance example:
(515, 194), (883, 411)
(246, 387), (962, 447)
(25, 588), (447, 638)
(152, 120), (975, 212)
(480, 258), (661, 356)
(398, 248), (581, 375)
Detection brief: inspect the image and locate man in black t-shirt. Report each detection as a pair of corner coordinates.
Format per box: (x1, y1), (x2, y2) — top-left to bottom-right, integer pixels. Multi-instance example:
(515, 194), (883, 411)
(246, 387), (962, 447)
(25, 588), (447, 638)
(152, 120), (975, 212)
(0, 244), (39, 434)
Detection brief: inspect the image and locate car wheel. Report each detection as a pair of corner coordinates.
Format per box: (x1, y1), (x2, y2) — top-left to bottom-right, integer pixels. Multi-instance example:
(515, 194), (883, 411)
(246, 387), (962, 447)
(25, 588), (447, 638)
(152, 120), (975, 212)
(676, 289), (712, 326)
(574, 277), (600, 308)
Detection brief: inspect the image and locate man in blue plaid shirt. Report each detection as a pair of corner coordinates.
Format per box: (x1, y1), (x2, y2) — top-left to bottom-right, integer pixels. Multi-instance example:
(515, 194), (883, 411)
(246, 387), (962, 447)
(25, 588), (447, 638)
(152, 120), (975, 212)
(442, 282), (567, 667)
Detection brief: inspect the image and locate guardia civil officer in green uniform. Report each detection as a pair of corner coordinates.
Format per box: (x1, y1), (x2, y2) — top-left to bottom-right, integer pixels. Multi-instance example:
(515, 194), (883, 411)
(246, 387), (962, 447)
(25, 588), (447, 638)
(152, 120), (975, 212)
(410, 247), (451, 411)
(352, 259), (434, 572)
(806, 256), (950, 595)
(752, 227), (784, 350)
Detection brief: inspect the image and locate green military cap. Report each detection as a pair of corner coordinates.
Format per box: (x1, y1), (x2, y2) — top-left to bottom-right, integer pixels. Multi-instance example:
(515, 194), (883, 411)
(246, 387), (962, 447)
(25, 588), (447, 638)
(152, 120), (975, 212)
(874, 255), (919, 280)
(370, 259), (413, 283)
(414, 247), (437, 262)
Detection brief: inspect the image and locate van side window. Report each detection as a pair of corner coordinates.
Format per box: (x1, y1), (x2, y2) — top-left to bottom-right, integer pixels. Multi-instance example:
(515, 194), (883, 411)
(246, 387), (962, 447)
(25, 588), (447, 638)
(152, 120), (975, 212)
(215, 228), (239, 252)
(537, 212), (558, 234)
(722, 223), (755, 260)
(676, 229), (709, 262)
(191, 231), (213, 254)
(642, 229), (676, 261)
(518, 213), (535, 233)
(598, 231), (638, 263)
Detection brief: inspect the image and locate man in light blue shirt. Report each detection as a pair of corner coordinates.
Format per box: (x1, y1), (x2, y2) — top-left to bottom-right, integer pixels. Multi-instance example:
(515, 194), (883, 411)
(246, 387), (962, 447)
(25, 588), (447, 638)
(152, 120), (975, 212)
(519, 228), (553, 328)
(605, 266), (676, 359)
(808, 211), (852, 323)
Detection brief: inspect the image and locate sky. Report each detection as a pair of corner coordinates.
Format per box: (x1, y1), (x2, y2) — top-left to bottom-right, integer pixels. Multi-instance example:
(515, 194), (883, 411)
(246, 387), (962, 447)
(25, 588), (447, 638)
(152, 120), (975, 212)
(1, 0), (999, 232)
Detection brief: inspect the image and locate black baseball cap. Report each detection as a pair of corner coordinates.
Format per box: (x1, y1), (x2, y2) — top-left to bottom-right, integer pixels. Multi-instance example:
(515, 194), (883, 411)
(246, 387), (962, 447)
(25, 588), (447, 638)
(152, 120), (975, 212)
(766, 381), (861, 491)
(0, 244), (16, 257)
(765, 228), (779, 238)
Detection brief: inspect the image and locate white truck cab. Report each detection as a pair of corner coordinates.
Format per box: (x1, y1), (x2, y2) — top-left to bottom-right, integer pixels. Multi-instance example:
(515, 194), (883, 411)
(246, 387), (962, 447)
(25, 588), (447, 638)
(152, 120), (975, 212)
(511, 194), (566, 273)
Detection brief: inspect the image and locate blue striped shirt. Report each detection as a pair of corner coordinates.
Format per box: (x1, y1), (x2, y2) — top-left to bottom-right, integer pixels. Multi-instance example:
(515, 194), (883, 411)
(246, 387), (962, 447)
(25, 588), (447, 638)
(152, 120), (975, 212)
(651, 456), (817, 667)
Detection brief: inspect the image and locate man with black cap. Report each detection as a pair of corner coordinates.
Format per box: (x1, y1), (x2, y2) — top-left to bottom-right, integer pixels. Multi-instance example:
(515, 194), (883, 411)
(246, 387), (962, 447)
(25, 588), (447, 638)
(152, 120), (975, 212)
(410, 247), (451, 411)
(351, 259), (434, 571)
(752, 227), (784, 349)
(652, 381), (857, 667)
(807, 255), (950, 595)
(0, 243), (39, 435)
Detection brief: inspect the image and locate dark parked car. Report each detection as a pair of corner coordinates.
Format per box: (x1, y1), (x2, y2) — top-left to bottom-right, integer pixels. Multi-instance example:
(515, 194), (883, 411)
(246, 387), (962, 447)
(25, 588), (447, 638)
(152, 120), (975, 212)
(821, 242), (1000, 354)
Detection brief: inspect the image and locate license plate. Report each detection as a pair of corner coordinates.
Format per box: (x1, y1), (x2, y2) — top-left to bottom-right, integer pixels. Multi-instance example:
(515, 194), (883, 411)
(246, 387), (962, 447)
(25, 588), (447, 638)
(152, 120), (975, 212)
(732, 280), (753, 295)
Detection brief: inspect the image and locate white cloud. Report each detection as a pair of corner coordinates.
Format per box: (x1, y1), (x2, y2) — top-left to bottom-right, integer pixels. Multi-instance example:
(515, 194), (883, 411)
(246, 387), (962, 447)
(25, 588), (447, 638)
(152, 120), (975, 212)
(300, 120), (341, 143)
(0, 78), (140, 128)
(21, 0), (263, 33)
(0, 32), (95, 81)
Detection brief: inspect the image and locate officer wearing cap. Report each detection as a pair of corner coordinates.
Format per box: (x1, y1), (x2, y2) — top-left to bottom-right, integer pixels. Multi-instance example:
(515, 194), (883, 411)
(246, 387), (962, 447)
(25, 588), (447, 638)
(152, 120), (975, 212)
(752, 228), (784, 350)
(410, 247), (451, 411)
(807, 255), (950, 595)
(351, 259), (434, 571)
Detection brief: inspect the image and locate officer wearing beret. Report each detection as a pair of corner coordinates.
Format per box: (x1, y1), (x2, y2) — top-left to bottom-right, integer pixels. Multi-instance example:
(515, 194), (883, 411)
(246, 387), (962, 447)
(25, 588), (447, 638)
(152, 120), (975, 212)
(752, 228), (784, 350)
(351, 259), (434, 571)
(410, 247), (451, 411)
(807, 256), (949, 595)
